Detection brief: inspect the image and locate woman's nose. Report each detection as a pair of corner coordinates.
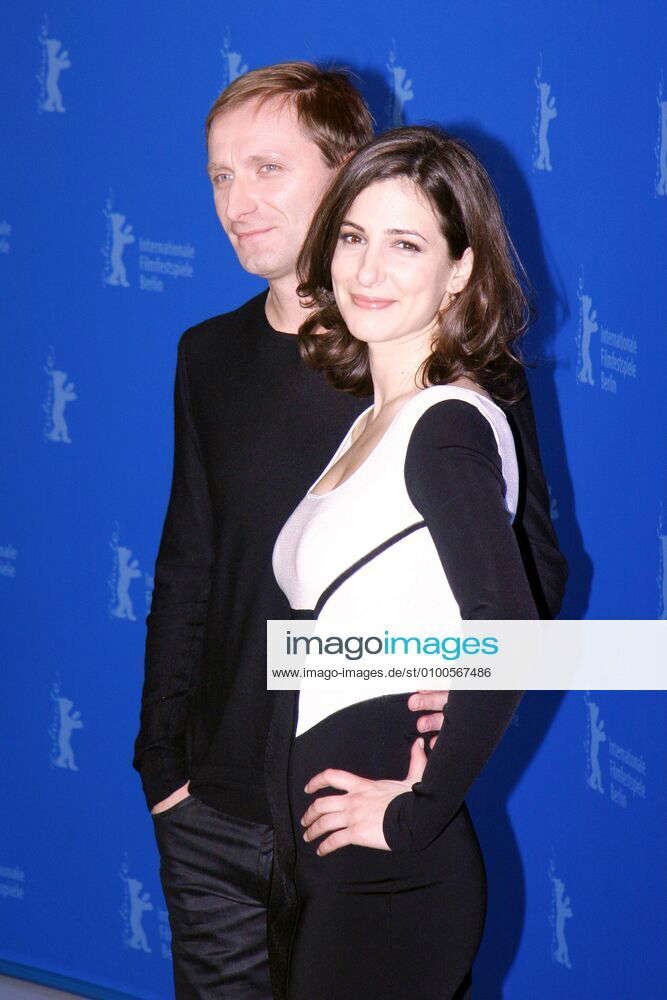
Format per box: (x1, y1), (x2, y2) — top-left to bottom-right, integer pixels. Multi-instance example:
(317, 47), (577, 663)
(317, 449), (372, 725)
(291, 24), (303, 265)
(356, 245), (384, 287)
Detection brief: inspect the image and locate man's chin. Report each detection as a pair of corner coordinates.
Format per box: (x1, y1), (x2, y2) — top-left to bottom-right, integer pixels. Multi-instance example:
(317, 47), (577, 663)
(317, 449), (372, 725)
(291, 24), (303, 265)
(236, 253), (291, 281)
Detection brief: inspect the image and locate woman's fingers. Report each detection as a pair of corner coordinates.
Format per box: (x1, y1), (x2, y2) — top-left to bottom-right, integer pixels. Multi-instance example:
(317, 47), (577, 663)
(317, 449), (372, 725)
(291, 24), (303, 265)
(304, 767), (365, 794)
(303, 810), (348, 842)
(316, 827), (353, 856)
(300, 792), (347, 827)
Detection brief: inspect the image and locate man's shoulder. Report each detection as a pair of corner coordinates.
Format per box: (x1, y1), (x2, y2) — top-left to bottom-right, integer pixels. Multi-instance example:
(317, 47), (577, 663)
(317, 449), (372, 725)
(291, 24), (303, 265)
(177, 288), (268, 360)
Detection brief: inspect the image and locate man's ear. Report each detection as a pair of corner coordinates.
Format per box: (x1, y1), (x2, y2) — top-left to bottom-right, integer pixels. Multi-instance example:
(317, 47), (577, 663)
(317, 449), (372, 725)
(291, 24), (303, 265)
(447, 247), (474, 295)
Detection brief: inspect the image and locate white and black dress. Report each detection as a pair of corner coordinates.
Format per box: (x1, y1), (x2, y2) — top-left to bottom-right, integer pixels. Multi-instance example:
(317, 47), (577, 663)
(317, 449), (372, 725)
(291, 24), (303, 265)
(269, 385), (539, 1000)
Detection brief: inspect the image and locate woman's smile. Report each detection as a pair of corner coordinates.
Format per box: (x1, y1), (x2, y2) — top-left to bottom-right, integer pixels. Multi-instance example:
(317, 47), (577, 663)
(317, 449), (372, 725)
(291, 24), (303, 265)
(350, 293), (397, 309)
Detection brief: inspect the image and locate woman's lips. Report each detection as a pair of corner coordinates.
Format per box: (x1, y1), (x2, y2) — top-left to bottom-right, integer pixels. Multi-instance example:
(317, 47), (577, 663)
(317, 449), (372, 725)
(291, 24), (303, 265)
(350, 293), (396, 309)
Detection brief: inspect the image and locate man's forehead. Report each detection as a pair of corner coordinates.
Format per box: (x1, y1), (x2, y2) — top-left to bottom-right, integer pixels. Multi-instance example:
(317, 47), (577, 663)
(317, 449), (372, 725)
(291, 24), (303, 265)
(208, 95), (308, 151)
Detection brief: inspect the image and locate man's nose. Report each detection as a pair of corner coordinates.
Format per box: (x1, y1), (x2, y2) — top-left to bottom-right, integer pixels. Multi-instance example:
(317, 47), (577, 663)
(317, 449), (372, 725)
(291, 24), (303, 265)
(225, 178), (257, 221)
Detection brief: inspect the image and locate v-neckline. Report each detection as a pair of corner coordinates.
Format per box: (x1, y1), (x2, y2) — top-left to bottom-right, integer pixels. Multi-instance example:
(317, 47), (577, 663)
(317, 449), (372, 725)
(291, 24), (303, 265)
(307, 393), (419, 499)
(306, 382), (496, 500)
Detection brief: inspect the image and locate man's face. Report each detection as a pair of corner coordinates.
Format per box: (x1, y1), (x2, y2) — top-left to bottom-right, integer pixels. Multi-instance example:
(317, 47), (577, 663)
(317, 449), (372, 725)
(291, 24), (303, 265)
(207, 97), (337, 281)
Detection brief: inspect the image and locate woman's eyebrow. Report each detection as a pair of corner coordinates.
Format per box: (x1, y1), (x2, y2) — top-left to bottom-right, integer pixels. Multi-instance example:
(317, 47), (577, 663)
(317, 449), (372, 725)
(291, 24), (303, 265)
(340, 220), (429, 243)
(388, 227), (429, 243)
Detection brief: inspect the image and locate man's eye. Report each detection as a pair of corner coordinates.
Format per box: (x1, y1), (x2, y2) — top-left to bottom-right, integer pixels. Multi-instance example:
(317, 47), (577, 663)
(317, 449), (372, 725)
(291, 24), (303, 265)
(260, 163), (281, 173)
(396, 240), (420, 252)
(212, 174), (230, 185)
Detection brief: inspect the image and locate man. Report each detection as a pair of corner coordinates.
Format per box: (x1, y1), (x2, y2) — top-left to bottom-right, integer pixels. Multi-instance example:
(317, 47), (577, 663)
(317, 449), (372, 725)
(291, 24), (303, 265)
(133, 62), (567, 999)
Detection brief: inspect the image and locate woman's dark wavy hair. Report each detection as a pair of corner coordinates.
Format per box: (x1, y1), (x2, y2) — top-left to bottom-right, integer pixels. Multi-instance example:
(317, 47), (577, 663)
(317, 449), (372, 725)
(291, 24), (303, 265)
(296, 125), (535, 402)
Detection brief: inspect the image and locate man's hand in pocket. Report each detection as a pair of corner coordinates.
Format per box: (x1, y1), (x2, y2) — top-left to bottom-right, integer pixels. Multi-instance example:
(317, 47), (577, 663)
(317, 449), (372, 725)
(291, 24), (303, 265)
(151, 780), (191, 815)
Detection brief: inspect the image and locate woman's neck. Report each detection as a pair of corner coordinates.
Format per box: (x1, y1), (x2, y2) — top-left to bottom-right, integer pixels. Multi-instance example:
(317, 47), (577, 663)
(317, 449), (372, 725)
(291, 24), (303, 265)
(366, 326), (490, 417)
(367, 326), (433, 412)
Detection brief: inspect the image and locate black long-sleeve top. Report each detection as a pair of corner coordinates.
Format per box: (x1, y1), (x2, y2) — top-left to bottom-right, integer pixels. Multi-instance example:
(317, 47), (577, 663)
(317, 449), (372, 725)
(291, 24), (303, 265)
(381, 399), (538, 852)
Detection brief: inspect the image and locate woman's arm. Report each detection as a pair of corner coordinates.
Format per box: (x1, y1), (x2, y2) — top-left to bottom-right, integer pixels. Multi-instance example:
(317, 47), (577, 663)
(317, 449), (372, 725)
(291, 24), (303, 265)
(382, 398), (539, 853)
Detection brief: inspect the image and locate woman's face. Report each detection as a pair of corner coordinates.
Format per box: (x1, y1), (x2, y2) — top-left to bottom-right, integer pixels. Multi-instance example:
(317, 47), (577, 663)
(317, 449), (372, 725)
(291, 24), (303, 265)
(330, 176), (469, 346)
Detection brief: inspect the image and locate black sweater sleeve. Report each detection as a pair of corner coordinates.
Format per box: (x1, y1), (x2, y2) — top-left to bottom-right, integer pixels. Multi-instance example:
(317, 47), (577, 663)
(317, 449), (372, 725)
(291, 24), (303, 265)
(132, 332), (214, 810)
(499, 372), (568, 619)
(382, 399), (539, 853)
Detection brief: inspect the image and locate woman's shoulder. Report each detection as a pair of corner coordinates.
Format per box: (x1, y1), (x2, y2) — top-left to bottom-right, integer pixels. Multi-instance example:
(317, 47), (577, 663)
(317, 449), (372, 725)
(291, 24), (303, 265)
(418, 378), (497, 410)
(405, 391), (503, 456)
(397, 382), (521, 482)
(397, 381), (509, 442)
(395, 383), (520, 519)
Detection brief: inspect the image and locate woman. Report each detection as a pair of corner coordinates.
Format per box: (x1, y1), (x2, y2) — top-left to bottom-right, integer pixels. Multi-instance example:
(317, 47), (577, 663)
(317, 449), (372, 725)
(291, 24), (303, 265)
(266, 126), (540, 1000)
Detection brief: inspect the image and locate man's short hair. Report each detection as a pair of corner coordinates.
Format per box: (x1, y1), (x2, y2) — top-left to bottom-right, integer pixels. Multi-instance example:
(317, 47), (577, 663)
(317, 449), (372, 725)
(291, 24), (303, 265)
(205, 61), (375, 167)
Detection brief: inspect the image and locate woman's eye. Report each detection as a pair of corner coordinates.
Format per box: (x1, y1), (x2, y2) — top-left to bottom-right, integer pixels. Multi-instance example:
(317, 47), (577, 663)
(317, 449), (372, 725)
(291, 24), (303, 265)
(396, 240), (420, 252)
(339, 232), (362, 244)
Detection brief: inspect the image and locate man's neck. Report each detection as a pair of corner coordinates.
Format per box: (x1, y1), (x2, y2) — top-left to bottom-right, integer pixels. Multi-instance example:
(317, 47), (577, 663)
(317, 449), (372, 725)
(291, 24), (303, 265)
(264, 274), (313, 336)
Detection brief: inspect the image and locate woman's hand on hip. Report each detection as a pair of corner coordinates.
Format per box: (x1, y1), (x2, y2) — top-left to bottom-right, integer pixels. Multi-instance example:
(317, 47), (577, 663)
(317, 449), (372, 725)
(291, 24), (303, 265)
(300, 737), (428, 855)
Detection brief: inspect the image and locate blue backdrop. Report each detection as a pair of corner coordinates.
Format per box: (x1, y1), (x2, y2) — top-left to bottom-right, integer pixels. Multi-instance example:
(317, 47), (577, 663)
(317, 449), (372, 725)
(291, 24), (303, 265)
(2, 2), (666, 997)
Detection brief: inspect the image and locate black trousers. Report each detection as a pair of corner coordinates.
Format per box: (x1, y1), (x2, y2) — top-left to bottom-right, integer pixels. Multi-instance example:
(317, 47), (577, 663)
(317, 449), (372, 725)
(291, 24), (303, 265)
(152, 793), (274, 999)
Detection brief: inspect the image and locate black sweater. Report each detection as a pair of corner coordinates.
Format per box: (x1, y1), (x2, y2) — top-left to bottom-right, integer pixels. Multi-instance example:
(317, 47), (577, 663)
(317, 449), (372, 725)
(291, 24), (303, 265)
(133, 290), (568, 823)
